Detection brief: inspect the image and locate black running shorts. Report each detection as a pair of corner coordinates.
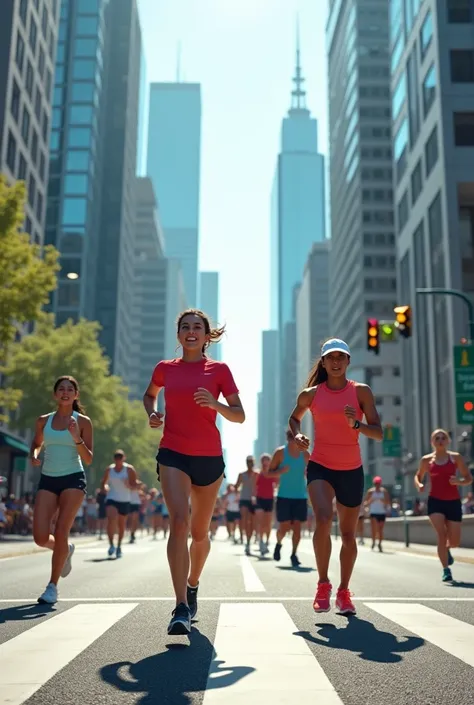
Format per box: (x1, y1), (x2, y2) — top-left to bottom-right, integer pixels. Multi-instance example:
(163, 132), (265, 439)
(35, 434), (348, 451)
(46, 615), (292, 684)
(38, 472), (86, 496)
(276, 497), (308, 523)
(256, 497), (274, 512)
(427, 497), (462, 522)
(307, 462), (364, 508)
(106, 499), (130, 516)
(157, 448), (225, 487)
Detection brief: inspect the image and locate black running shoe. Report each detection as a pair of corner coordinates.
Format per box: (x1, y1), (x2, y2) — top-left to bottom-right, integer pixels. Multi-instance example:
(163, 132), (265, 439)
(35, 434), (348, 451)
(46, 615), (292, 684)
(273, 542), (282, 561)
(290, 553), (301, 567)
(187, 583), (199, 619)
(167, 603), (191, 635)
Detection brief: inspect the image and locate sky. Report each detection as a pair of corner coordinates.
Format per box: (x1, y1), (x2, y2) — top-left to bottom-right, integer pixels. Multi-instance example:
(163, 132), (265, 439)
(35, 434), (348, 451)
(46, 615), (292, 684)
(137, 0), (329, 481)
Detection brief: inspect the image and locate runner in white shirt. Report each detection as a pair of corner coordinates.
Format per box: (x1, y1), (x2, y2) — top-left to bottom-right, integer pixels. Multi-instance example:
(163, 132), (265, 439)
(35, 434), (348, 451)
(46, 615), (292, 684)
(224, 485), (241, 543)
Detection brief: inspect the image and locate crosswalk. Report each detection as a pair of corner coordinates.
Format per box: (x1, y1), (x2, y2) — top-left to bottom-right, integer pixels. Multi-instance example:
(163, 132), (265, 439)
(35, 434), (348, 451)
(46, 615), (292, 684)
(0, 598), (473, 705)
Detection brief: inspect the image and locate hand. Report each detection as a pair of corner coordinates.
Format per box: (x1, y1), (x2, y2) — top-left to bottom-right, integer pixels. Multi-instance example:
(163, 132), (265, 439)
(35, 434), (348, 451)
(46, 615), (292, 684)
(30, 455), (41, 467)
(344, 405), (357, 428)
(416, 482), (424, 492)
(294, 433), (310, 450)
(149, 411), (164, 428)
(194, 387), (217, 409)
(67, 416), (82, 443)
(449, 475), (460, 486)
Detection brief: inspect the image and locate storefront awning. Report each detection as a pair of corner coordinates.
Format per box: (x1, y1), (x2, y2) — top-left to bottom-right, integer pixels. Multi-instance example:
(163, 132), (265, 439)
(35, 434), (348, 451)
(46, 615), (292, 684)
(0, 430), (29, 455)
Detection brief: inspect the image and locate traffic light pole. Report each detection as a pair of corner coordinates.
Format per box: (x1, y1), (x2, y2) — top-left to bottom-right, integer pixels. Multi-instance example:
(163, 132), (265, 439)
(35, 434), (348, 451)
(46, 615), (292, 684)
(416, 288), (474, 342)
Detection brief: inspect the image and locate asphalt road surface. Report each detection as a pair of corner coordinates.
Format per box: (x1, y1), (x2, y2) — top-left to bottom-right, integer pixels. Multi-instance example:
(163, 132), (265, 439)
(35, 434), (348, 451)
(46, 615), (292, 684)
(1, 531), (474, 705)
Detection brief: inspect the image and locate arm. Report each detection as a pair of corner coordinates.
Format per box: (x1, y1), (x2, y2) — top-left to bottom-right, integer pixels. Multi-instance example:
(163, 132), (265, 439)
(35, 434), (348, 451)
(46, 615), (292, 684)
(30, 416), (46, 465)
(214, 393), (245, 424)
(263, 448), (288, 478)
(288, 388), (316, 449)
(414, 457), (428, 491)
(364, 489), (373, 507)
(100, 467), (110, 492)
(352, 385), (383, 441)
(451, 453), (473, 486)
(384, 488), (391, 511)
(76, 416), (93, 465)
(126, 465), (139, 490)
(235, 473), (243, 491)
(143, 378), (164, 427)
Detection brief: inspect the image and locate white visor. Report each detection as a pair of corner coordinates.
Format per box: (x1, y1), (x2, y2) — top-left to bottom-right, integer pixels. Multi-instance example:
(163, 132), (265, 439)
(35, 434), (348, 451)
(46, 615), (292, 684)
(321, 338), (351, 357)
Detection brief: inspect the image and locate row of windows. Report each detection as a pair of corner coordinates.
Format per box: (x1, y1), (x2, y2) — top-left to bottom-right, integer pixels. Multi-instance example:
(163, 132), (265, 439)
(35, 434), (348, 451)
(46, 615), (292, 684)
(5, 131), (44, 223)
(364, 255), (396, 269)
(365, 299), (399, 315)
(362, 188), (394, 203)
(363, 232), (396, 247)
(363, 210), (394, 225)
(364, 277), (397, 292)
(15, 29), (53, 100)
(361, 146), (392, 160)
(397, 125), (439, 234)
(50, 126), (94, 151)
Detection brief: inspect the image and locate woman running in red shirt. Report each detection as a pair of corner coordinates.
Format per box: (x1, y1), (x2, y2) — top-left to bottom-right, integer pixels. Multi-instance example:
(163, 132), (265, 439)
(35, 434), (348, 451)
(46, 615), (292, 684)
(255, 453), (277, 556)
(415, 428), (472, 582)
(143, 308), (245, 635)
(288, 338), (383, 616)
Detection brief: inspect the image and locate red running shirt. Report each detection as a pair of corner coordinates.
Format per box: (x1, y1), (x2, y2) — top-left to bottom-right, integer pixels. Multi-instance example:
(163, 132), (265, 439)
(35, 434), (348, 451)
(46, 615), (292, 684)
(428, 456), (460, 501)
(256, 472), (276, 499)
(152, 358), (239, 456)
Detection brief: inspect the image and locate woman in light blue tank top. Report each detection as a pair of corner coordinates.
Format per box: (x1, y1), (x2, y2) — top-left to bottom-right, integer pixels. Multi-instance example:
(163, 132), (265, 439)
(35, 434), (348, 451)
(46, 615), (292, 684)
(30, 376), (93, 606)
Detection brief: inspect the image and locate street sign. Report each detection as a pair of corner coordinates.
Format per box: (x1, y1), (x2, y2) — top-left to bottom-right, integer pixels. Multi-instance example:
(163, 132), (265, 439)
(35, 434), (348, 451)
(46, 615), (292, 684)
(383, 425), (401, 458)
(454, 345), (474, 424)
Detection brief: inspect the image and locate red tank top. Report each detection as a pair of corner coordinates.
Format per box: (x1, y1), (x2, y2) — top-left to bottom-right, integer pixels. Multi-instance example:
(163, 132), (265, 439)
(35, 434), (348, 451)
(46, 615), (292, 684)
(428, 456), (460, 500)
(256, 472), (276, 499)
(310, 380), (363, 471)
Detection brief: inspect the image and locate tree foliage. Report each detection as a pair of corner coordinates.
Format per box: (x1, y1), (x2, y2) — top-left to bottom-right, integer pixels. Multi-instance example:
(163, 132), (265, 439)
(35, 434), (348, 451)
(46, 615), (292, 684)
(5, 315), (161, 490)
(0, 176), (59, 416)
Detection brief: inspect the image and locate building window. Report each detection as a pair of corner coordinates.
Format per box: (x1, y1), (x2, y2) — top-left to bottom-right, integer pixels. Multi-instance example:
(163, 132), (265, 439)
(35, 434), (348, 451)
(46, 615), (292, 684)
(19, 0), (28, 25)
(75, 37), (97, 57)
(50, 130), (60, 151)
(42, 6), (48, 38)
(25, 216), (32, 236)
(55, 64), (65, 85)
(58, 282), (80, 307)
(71, 82), (95, 102)
(393, 366), (401, 377)
(15, 31), (25, 72)
(42, 110), (49, 143)
(66, 150), (90, 171)
(70, 105), (93, 124)
(425, 125), (439, 175)
(45, 69), (52, 100)
(77, 0), (101, 11)
(68, 127), (92, 148)
(34, 85), (42, 119)
(25, 59), (34, 97)
(21, 106), (30, 146)
(62, 198), (87, 225)
(18, 152), (27, 181)
(72, 59), (96, 80)
(36, 191), (44, 222)
(31, 129), (38, 165)
(450, 50), (474, 83)
(52, 107), (61, 129)
(38, 46), (45, 80)
(394, 117), (409, 183)
(77, 16), (99, 35)
(411, 159), (423, 205)
(447, 0), (472, 22)
(10, 79), (20, 121)
(29, 18), (38, 55)
(420, 11), (433, 61)
(398, 191), (409, 234)
(423, 63), (436, 116)
(392, 72), (407, 120)
(6, 131), (17, 172)
(407, 45), (421, 147)
(454, 112), (474, 146)
(394, 396), (402, 406)
(60, 257), (82, 281)
(39, 151), (45, 181)
(28, 174), (36, 209)
(48, 25), (55, 59)
(64, 173), (88, 195)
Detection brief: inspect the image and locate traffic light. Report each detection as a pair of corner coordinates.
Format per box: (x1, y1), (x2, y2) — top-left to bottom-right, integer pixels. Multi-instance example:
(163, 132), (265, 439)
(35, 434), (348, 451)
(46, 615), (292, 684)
(394, 305), (412, 338)
(464, 401), (474, 413)
(367, 318), (380, 355)
(380, 321), (396, 342)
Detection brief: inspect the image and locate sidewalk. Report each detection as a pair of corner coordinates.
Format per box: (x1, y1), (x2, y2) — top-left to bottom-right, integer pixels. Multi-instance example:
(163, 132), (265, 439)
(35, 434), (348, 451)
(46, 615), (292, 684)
(381, 539), (474, 565)
(0, 534), (99, 560)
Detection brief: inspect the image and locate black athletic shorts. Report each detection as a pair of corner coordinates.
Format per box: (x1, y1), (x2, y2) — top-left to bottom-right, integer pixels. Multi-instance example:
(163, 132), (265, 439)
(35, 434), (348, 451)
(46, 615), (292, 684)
(226, 510), (240, 522)
(256, 497), (274, 512)
(307, 462), (364, 508)
(38, 472), (86, 496)
(370, 513), (386, 523)
(106, 499), (130, 516)
(239, 499), (255, 514)
(276, 497), (308, 523)
(129, 503), (141, 513)
(157, 448), (225, 487)
(427, 497), (462, 523)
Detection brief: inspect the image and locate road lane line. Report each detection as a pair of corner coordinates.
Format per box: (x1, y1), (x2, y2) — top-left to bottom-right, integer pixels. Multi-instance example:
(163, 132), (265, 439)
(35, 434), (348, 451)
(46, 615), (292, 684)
(202, 603), (343, 704)
(1, 596), (474, 603)
(239, 556), (266, 592)
(365, 602), (474, 667)
(0, 602), (137, 705)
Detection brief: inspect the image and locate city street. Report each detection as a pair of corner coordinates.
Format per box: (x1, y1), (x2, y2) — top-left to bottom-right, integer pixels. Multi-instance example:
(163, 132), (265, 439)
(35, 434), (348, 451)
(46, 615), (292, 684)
(1, 532), (474, 705)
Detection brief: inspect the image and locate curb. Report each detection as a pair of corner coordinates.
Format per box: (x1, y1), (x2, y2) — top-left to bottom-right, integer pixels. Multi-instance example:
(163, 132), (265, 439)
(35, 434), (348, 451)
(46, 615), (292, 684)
(0, 537), (98, 560)
(390, 546), (474, 565)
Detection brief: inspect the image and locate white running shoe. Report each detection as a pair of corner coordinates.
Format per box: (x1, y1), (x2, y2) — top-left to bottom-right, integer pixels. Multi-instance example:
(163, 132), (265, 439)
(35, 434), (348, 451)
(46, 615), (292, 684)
(61, 543), (75, 578)
(38, 582), (58, 604)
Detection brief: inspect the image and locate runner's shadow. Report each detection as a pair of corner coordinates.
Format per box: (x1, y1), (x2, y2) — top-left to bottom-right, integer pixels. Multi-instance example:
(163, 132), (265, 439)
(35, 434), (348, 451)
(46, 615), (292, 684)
(294, 618), (424, 663)
(0, 603), (55, 624)
(85, 558), (115, 563)
(449, 580), (474, 589)
(100, 627), (255, 705)
(276, 566), (315, 573)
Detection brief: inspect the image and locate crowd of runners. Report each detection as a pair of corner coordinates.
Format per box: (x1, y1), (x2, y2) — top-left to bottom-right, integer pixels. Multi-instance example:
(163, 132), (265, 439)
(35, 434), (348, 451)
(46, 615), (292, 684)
(27, 308), (473, 634)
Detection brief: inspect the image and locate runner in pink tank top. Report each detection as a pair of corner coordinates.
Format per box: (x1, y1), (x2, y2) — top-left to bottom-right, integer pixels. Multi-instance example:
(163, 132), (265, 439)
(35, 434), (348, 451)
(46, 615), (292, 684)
(288, 338), (383, 616)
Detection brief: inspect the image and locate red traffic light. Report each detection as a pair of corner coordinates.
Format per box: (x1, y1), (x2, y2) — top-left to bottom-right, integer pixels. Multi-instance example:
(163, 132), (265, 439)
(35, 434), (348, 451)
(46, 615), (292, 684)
(464, 401), (474, 412)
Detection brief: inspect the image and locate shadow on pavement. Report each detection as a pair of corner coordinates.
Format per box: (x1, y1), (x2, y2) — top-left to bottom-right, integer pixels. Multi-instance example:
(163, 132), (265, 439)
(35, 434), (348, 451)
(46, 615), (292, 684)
(449, 580), (474, 589)
(276, 566), (315, 573)
(0, 603), (55, 624)
(100, 627), (255, 704)
(84, 558), (115, 563)
(294, 617), (424, 663)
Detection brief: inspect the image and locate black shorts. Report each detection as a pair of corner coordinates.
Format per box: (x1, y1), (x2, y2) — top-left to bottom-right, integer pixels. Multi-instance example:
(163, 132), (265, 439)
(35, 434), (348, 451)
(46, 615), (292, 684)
(106, 499), (130, 516)
(370, 513), (386, 523)
(307, 462), (364, 508)
(427, 497), (462, 522)
(129, 503), (141, 513)
(157, 448), (225, 487)
(276, 497), (308, 523)
(98, 505), (107, 520)
(239, 499), (255, 514)
(226, 510), (240, 522)
(38, 472), (86, 497)
(256, 497), (274, 512)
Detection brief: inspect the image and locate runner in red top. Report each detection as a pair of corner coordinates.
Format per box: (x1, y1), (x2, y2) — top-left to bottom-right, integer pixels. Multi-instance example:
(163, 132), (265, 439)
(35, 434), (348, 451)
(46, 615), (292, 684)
(143, 308), (245, 636)
(255, 453), (277, 556)
(415, 428), (472, 582)
(288, 338), (383, 616)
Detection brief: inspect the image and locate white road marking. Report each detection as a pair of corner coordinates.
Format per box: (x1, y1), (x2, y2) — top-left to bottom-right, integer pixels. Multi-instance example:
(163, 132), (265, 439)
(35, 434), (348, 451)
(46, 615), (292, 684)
(239, 556), (266, 592)
(202, 603), (343, 704)
(365, 602), (474, 667)
(1, 596), (474, 603)
(0, 602), (137, 705)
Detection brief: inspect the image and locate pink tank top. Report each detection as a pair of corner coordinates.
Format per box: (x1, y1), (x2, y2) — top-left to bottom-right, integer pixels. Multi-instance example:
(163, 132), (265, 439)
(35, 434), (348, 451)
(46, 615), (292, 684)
(310, 380), (363, 470)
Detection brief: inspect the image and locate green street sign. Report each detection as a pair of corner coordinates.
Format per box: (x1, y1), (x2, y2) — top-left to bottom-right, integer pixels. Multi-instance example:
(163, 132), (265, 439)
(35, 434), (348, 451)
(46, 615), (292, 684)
(383, 425), (401, 458)
(454, 345), (474, 424)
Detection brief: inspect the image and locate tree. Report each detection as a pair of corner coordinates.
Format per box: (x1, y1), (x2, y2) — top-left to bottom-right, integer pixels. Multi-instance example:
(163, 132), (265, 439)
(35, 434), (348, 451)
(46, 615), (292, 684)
(0, 176), (59, 415)
(5, 315), (161, 490)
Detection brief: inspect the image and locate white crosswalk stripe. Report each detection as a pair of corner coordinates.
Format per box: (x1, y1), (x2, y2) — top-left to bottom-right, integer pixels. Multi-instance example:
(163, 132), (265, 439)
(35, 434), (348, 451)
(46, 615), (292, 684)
(0, 600), (473, 704)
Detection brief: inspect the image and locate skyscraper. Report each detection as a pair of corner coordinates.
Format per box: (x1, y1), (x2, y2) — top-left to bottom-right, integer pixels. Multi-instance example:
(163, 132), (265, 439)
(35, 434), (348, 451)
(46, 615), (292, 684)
(390, 1), (474, 462)
(327, 0), (401, 485)
(136, 46), (148, 176)
(147, 82), (201, 307)
(0, 0), (59, 245)
(199, 271), (221, 360)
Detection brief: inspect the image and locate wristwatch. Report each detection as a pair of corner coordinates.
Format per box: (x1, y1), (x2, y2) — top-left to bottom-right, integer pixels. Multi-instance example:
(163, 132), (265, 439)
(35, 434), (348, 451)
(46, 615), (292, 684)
(353, 420), (360, 430)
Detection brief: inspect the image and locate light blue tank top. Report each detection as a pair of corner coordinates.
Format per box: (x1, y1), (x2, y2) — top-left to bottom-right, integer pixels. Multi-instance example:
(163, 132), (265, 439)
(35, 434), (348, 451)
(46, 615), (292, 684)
(42, 411), (84, 477)
(277, 445), (307, 500)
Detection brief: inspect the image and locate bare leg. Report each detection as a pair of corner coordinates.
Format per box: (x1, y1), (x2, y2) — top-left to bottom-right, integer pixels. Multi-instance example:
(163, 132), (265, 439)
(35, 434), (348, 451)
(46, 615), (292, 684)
(429, 513), (449, 568)
(291, 521), (302, 554)
(337, 503), (360, 590)
(308, 480), (335, 582)
(33, 490), (59, 551)
(188, 476), (223, 586)
(50, 489), (84, 584)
